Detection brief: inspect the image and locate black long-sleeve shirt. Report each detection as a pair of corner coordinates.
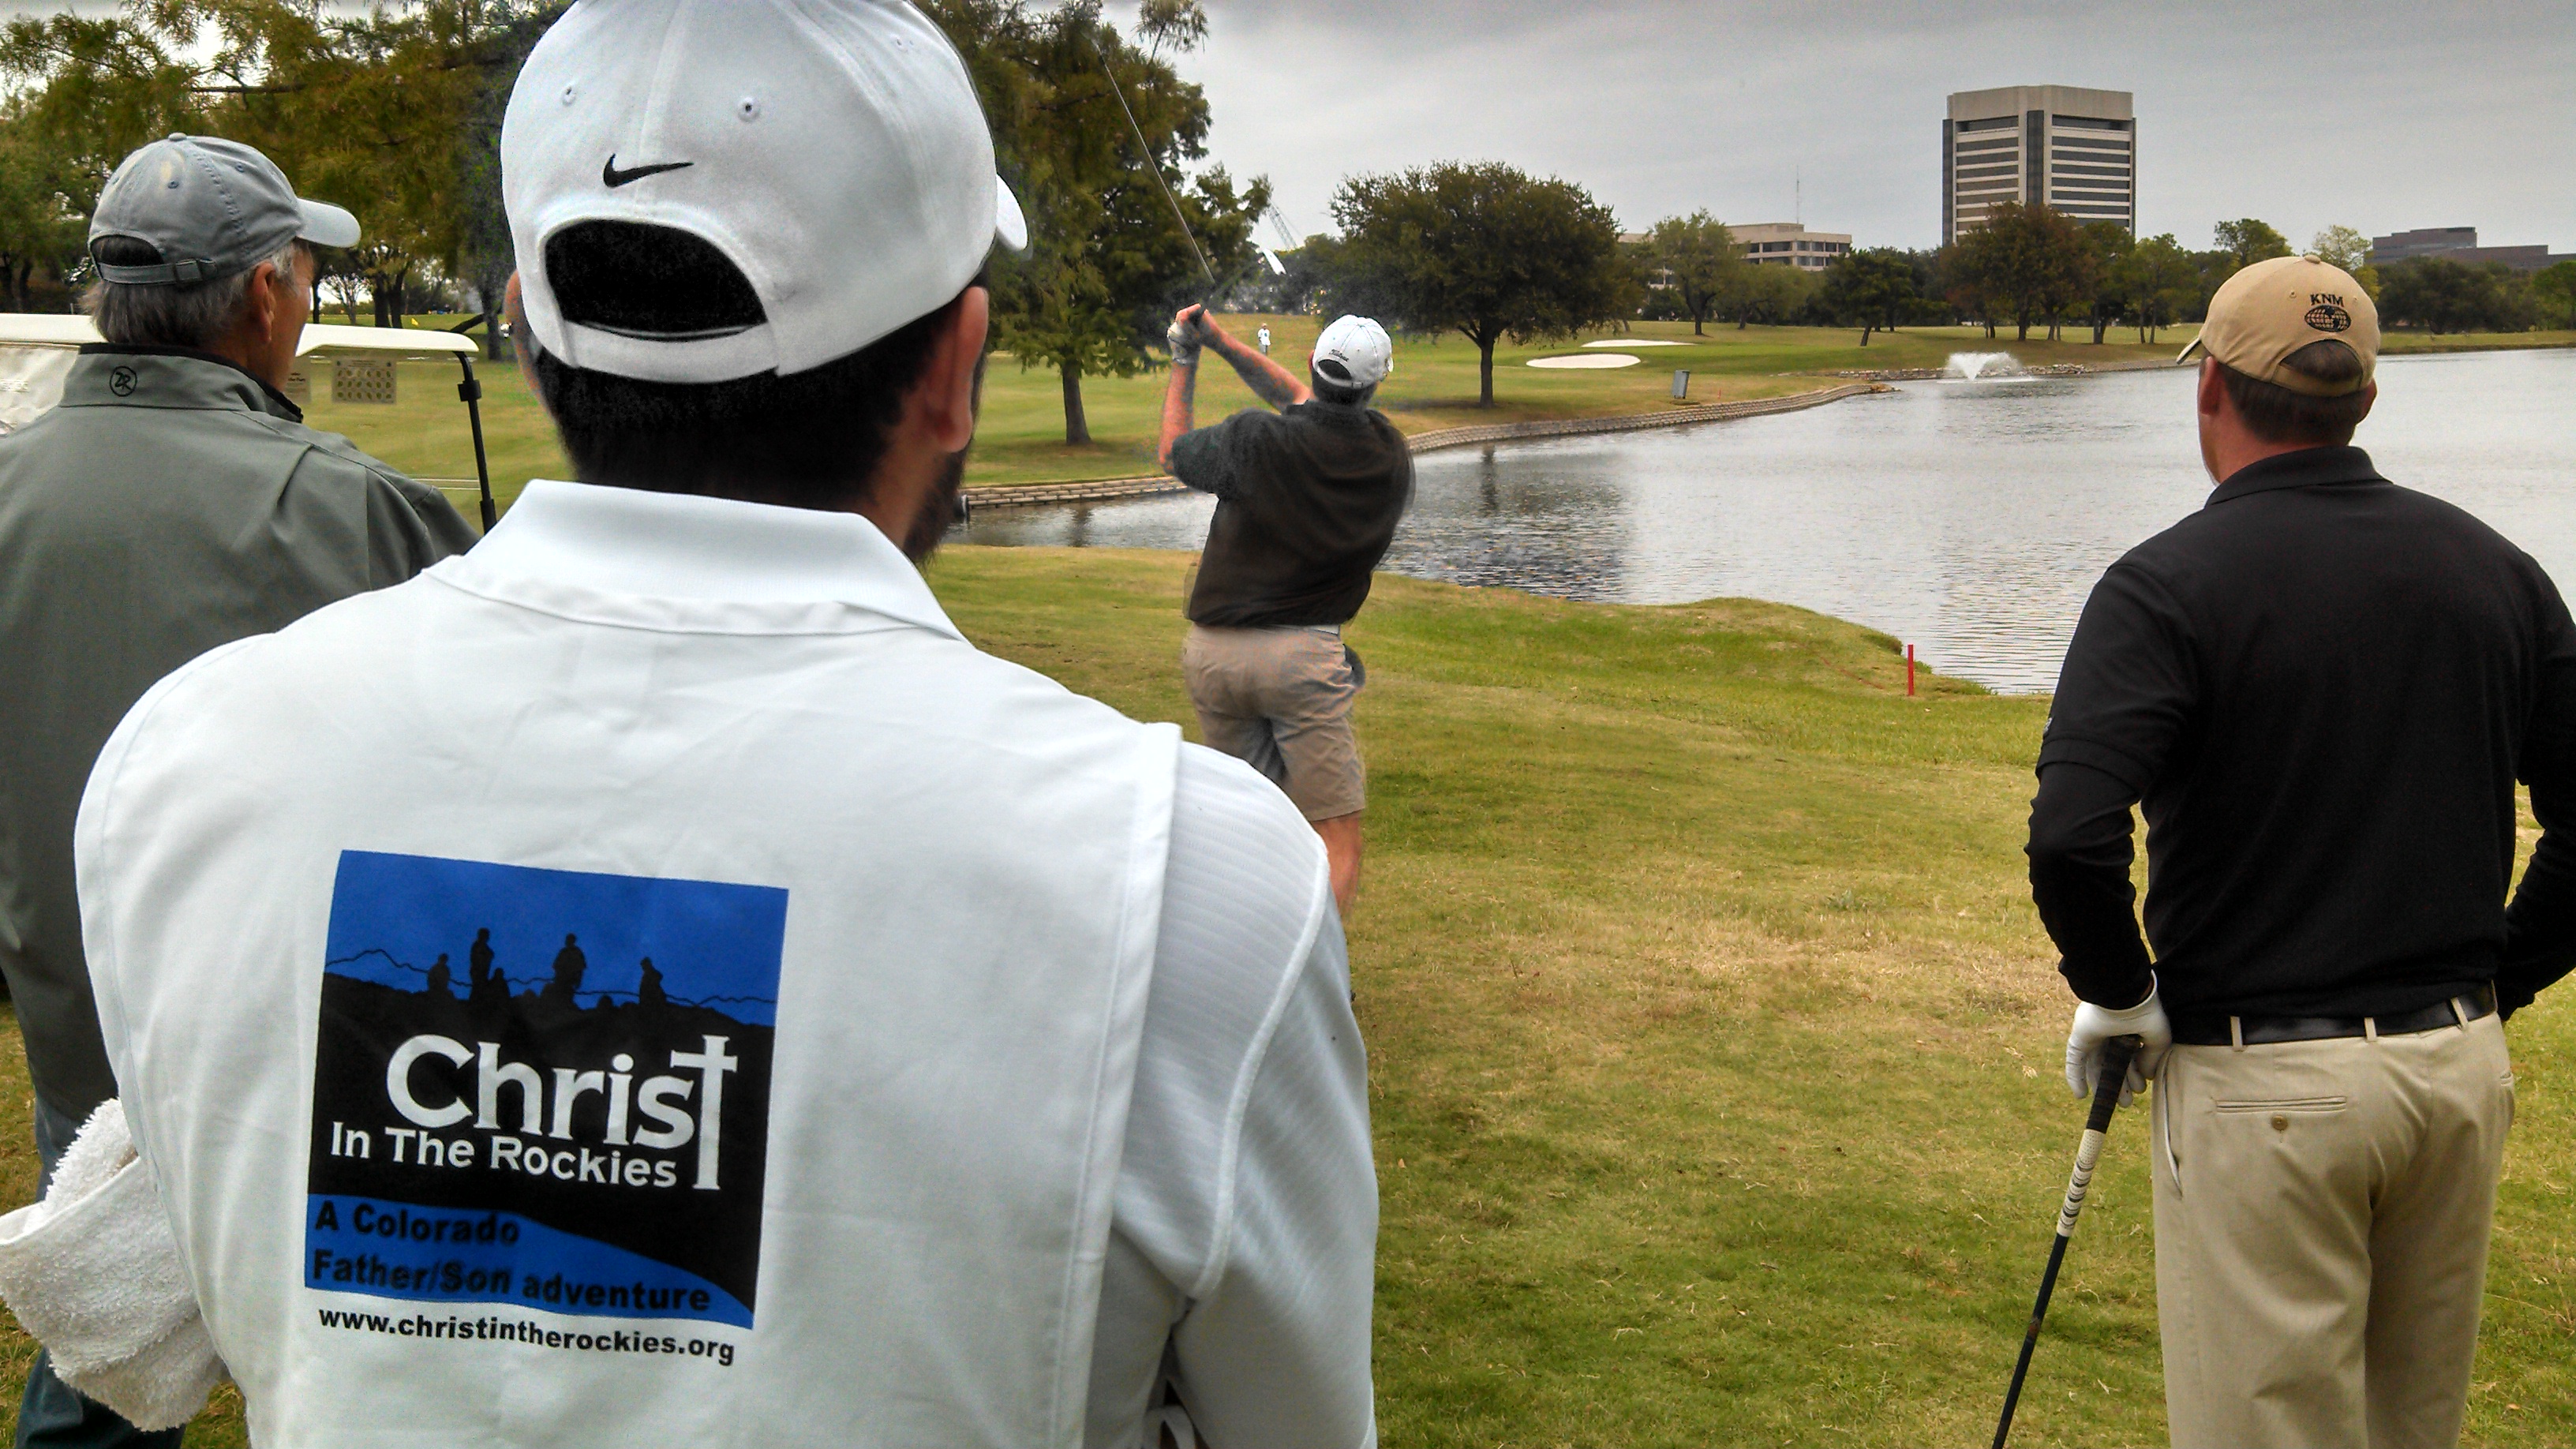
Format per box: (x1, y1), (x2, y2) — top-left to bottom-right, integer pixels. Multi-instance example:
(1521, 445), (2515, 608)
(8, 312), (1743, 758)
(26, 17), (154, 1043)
(2026, 446), (2576, 1018)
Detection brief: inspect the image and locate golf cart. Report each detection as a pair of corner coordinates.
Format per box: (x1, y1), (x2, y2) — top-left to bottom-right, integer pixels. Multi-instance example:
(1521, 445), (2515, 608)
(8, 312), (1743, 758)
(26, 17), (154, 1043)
(0, 314), (497, 529)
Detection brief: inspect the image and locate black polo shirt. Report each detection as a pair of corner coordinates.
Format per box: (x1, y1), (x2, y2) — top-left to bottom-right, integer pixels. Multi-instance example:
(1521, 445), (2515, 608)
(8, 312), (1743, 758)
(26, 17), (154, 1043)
(1170, 399), (1412, 629)
(2027, 445), (2576, 1019)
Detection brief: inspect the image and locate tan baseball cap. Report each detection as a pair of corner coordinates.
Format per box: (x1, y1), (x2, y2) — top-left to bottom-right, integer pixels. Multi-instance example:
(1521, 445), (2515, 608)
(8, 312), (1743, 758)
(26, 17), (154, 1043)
(2177, 254), (2378, 396)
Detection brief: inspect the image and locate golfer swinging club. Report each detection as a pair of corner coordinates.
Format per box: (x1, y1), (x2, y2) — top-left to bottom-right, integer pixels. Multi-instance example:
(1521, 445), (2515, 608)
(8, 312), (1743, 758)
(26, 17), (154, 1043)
(1159, 308), (1413, 915)
(2027, 255), (2576, 1448)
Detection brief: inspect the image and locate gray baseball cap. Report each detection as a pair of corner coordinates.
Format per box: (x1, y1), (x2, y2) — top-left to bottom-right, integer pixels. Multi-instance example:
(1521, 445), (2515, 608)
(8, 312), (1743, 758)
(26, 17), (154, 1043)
(88, 134), (360, 286)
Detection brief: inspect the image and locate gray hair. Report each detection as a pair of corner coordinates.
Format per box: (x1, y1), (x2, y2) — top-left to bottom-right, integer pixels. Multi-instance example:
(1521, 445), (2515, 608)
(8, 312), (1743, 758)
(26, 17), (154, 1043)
(84, 238), (304, 350)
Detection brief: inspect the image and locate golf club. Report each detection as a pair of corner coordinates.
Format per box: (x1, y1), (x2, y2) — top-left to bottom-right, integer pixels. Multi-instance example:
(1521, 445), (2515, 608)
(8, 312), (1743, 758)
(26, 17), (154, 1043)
(1992, 1032), (2144, 1449)
(1086, 29), (1216, 290)
(1085, 32), (1286, 328)
(1197, 241), (1286, 312)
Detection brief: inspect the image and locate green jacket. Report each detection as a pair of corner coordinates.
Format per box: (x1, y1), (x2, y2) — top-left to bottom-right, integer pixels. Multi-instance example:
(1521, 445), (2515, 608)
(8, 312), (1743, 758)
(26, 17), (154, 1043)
(0, 346), (475, 1114)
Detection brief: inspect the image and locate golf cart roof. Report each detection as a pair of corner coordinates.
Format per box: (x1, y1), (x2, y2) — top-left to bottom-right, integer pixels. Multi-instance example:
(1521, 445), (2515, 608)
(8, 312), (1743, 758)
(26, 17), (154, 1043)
(0, 313), (478, 359)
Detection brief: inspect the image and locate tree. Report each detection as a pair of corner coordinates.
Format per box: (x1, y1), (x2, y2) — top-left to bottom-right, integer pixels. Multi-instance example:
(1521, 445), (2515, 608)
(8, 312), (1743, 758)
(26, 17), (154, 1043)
(451, 6), (565, 356)
(2379, 256), (2535, 335)
(1953, 201), (2084, 342)
(1642, 211), (1741, 335)
(0, 106), (84, 310)
(936, 0), (1267, 444)
(2110, 233), (2197, 343)
(2309, 223), (2382, 299)
(1226, 234), (1327, 315)
(0, 2), (559, 331)
(1939, 239), (2001, 339)
(2212, 217), (2291, 272)
(1814, 248), (1917, 346)
(1717, 260), (1814, 330)
(1327, 161), (1627, 407)
(2535, 260), (2576, 331)
(2076, 222), (2132, 343)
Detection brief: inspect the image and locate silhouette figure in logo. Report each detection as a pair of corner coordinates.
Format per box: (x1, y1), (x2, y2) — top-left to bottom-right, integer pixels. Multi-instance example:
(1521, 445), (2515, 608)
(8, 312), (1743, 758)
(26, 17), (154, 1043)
(466, 927), (514, 1011)
(425, 953), (452, 999)
(638, 956), (667, 1009)
(544, 932), (589, 1007)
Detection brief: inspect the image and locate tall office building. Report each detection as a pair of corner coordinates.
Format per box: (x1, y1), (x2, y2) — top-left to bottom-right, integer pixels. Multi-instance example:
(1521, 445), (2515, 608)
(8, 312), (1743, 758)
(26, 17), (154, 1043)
(1943, 85), (2134, 244)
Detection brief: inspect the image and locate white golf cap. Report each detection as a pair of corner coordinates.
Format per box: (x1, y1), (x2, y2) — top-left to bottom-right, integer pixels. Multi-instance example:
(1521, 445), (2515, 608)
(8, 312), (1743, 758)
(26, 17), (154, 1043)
(1313, 315), (1394, 389)
(503, 0), (1028, 384)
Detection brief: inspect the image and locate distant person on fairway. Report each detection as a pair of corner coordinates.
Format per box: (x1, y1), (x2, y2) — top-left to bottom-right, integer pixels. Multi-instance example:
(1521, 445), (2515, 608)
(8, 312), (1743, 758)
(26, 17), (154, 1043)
(2027, 255), (2576, 1448)
(0, 132), (468, 1448)
(1160, 307), (1413, 915)
(28, 2), (1376, 1445)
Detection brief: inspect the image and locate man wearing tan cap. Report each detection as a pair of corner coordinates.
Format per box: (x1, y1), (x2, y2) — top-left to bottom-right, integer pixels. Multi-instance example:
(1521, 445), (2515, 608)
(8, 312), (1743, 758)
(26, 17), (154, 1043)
(2026, 255), (2576, 1447)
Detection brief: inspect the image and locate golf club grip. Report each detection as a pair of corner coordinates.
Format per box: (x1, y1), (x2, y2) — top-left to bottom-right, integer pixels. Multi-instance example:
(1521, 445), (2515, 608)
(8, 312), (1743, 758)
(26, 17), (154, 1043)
(2086, 1034), (2142, 1133)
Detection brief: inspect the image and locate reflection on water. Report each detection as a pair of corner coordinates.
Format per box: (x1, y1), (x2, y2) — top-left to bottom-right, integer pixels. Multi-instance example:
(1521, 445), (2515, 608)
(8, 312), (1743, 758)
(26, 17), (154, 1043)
(960, 349), (2576, 694)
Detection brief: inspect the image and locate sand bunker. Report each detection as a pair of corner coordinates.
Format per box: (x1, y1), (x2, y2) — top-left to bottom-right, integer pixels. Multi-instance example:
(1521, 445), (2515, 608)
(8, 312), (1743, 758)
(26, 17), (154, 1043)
(1529, 354), (1642, 369)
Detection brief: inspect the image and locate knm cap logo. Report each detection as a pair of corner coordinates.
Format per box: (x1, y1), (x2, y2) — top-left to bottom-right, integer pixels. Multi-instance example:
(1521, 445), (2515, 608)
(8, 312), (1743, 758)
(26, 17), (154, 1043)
(2305, 295), (2353, 334)
(305, 852), (785, 1329)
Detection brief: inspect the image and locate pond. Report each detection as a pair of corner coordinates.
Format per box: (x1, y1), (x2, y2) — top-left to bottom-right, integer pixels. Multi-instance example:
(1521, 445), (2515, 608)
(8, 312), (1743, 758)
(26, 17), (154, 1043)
(958, 347), (2576, 694)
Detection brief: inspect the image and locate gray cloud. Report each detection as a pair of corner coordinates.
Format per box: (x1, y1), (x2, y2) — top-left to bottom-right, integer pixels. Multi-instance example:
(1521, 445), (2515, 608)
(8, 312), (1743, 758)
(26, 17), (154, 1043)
(4, 1), (2562, 256)
(1181, 0), (2574, 254)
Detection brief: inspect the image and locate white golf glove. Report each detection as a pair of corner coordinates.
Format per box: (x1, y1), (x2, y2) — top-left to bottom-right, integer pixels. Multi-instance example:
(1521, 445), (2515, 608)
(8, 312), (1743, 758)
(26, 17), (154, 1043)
(2064, 980), (2173, 1107)
(1166, 309), (1210, 368)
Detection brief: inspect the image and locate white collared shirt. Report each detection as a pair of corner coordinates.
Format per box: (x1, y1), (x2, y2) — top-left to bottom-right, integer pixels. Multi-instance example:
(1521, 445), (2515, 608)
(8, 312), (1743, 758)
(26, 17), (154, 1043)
(77, 481), (1377, 1447)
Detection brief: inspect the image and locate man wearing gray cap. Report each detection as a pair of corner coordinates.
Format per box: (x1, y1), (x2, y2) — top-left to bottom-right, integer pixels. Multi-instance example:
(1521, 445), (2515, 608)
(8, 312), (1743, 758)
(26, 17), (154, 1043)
(0, 134), (470, 1446)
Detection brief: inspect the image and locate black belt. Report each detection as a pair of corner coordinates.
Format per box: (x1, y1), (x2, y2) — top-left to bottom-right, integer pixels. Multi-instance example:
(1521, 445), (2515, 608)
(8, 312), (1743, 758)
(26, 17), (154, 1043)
(2169, 983), (2496, 1047)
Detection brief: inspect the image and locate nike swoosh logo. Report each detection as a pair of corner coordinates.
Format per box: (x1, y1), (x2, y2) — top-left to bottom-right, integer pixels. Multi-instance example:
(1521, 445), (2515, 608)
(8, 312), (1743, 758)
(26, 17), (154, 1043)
(602, 156), (695, 189)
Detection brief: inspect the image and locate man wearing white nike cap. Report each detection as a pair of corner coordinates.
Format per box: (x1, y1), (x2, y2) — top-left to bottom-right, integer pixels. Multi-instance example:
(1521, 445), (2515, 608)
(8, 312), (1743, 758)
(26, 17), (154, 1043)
(1159, 309), (1413, 915)
(56, 2), (1377, 1445)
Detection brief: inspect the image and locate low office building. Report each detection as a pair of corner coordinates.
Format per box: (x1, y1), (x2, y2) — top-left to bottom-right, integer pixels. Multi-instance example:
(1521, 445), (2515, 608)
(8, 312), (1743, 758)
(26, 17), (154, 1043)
(1735, 223), (1852, 271)
(1944, 85), (2135, 243)
(2369, 227), (2570, 274)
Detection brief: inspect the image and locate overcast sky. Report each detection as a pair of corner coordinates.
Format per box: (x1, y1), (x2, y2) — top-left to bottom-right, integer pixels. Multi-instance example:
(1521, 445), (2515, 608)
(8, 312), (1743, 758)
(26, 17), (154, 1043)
(1171, 0), (2573, 255)
(6, 1), (2564, 256)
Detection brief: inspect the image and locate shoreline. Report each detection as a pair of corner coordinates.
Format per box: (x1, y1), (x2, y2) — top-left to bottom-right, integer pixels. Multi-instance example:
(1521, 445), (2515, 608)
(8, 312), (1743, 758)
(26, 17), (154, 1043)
(964, 381), (1892, 510)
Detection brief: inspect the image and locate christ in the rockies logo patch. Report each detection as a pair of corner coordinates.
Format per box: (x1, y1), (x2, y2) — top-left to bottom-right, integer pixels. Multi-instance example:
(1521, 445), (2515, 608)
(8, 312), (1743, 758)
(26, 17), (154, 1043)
(305, 851), (786, 1327)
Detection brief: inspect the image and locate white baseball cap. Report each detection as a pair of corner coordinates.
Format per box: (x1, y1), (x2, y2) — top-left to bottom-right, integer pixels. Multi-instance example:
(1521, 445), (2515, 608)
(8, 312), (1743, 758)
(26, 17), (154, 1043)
(1313, 315), (1394, 389)
(503, 0), (1028, 384)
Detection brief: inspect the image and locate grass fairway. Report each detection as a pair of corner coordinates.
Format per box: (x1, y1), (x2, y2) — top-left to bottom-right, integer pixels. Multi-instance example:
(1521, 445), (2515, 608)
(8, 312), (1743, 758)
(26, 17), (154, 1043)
(9, 549), (2574, 1445)
(298, 318), (2568, 508)
(297, 317), (2222, 507)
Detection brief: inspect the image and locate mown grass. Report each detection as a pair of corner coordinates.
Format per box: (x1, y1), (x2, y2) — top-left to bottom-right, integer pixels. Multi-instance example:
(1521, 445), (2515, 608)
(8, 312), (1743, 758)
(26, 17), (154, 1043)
(296, 318), (2570, 507)
(289, 317), (2214, 507)
(9, 548), (2574, 1446)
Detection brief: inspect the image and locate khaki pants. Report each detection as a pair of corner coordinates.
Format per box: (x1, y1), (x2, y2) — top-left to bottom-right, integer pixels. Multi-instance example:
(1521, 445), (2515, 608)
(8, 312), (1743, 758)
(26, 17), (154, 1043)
(1181, 624), (1365, 821)
(2151, 1011), (2513, 1449)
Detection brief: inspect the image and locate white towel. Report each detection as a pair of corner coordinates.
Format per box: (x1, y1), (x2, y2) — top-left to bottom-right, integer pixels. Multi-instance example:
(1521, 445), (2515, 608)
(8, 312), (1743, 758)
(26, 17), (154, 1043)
(0, 1099), (226, 1429)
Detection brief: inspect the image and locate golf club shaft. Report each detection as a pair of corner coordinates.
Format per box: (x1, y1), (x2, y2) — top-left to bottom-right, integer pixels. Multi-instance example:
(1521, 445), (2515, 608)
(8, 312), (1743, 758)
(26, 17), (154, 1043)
(1196, 249), (1271, 313)
(1085, 31), (1215, 289)
(1992, 1033), (2143, 1449)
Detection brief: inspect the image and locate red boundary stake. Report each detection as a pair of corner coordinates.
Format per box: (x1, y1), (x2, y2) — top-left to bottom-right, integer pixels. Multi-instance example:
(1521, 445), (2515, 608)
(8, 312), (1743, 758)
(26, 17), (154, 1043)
(1907, 644), (1917, 698)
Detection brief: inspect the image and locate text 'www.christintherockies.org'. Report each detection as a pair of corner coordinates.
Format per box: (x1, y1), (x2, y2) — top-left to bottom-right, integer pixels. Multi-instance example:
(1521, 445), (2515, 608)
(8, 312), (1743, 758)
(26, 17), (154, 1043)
(313, 1307), (737, 1367)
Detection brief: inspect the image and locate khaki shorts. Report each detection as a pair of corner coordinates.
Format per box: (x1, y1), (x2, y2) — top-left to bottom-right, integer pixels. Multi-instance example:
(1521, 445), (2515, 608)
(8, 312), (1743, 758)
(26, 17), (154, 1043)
(1181, 623), (1365, 820)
